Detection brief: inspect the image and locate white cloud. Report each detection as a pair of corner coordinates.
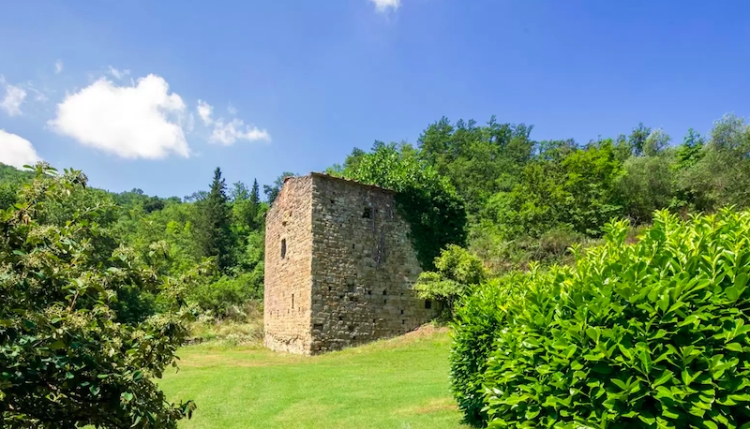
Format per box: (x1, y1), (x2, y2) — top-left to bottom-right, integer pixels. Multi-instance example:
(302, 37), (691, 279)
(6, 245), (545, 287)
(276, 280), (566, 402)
(55, 60), (64, 74)
(196, 100), (213, 125)
(197, 100), (269, 146)
(1, 84), (27, 116)
(210, 118), (270, 146)
(49, 74), (190, 159)
(369, 0), (400, 12)
(0, 129), (41, 168)
(108, 66), (131, 80)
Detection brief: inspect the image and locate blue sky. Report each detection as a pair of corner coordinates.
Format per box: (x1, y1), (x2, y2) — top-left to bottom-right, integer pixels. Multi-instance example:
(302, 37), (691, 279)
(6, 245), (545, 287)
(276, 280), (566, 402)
(1, 0), (748, 199)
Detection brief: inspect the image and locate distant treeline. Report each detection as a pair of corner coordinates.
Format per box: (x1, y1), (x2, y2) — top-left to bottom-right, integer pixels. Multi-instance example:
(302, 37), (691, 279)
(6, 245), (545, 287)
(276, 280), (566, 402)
(331, 114), (750, 272)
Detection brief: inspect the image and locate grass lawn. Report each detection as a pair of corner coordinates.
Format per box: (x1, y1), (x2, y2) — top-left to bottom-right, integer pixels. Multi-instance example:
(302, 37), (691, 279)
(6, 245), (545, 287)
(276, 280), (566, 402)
(160, 327), (470, 429)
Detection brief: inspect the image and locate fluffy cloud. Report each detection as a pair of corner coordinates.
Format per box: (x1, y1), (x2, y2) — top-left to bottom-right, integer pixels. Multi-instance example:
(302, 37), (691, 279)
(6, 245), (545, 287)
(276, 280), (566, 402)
(198, 100), (270, 145)
(55, 60), (64, 74)
(0, 129), (41, 168)
(369, 0), (400, 12)
(210, 118), (270, 146)
(1, 84), (27, 116)
(196, 100), (213, 125)
(49, 74), (190, 159)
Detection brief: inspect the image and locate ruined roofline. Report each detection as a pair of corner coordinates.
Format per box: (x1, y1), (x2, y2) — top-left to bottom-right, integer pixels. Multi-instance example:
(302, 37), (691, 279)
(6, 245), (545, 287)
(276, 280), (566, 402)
(284, 172), (397, 195)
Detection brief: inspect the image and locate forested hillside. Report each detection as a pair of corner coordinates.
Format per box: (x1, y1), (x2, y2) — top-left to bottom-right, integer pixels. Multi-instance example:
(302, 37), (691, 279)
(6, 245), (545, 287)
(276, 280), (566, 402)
(4, 113), (750, 427)
(3, 112), (749, 316)
(0, 163), (274, 327)
(332, 113), (750, 273)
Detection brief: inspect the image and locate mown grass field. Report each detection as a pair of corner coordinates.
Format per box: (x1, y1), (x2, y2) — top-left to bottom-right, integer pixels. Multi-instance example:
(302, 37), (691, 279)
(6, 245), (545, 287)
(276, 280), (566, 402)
(160, 328), (469, 429)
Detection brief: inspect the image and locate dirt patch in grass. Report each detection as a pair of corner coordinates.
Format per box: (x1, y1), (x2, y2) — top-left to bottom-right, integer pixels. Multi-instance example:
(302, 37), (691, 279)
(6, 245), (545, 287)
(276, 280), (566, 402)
(397, 397), (458, 415)
(178, 324), (451, 367)
(179, 354), (274, 368)
(403, 324), (450, 339)
(367, 324), (450, 350)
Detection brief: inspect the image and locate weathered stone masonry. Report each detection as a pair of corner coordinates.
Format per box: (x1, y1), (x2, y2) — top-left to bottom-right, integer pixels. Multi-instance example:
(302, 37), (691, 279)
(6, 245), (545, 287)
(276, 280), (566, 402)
(264, 173), (436, 355)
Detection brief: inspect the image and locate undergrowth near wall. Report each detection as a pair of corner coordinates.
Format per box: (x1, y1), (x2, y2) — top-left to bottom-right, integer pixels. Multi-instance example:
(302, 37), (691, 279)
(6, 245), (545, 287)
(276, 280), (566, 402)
(331, 142), (467, 269)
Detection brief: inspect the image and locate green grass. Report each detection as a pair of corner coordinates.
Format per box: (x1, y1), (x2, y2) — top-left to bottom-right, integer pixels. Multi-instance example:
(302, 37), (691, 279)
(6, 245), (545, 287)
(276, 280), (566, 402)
(160, 328), (469, 429)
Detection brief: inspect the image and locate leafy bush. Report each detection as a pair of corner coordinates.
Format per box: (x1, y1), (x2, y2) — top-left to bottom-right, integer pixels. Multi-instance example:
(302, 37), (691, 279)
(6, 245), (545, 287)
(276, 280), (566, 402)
(617, 152), (677, 224)
(537, 225), (585, 258)
(414, 245), (486, 316)
(0, 165), (195, 428)
(452, 209), (750, 428)
(188, 301), (264, 345)
(450, 274), (524, 425)
(468, 223), (591, 275)
(481, 141), (622, 240)
(679, 114), (750, 212)
(0, 182), (19, 211)
(190, 272), (263, 320)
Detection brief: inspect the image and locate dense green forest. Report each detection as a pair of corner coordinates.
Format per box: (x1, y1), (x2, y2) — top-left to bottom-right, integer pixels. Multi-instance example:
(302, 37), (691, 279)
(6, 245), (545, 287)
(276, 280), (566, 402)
(0, 162), (271, 326)
(332, 113), (750, 274)
(2, 112), (749, 319)
(4, 112), (750, 427)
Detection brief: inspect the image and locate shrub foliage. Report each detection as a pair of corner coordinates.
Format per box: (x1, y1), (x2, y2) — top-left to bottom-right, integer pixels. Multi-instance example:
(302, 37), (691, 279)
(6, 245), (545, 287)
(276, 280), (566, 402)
(414, 245), (486, 317)
(0, 166), (195, 428)
(452, 209), (750, 428)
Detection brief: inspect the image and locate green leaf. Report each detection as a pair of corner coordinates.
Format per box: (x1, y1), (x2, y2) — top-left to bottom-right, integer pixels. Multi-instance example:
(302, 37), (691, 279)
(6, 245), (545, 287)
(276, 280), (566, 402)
(682, 369), (702, 386)
(726, 343), (743, 352)
(638, 412), (656, 425)
(49, 339), (66, 350)
(652, 370), (673, 388)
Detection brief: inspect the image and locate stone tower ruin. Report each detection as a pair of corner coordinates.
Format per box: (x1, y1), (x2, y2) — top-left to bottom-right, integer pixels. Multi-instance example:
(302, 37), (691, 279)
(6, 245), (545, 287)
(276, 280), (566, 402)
(264, 173), (436, 355)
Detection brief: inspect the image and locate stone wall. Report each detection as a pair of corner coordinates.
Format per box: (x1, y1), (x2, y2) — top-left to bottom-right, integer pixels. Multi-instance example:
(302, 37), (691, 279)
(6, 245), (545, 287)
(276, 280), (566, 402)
(264, 173), (436, 355)
(308, 173), (435, 354)
(264, 176), (314, 354)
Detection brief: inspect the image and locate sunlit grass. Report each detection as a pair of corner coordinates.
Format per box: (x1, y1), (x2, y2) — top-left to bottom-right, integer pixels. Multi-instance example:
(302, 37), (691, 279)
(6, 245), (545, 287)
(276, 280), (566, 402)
(160, 328), (469, 429)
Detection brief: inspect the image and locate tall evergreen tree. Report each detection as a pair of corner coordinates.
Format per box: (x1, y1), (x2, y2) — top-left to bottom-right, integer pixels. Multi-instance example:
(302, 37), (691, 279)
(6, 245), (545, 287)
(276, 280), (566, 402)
(195, 167), (234, 271)
(249, 179), (261, 228)
(250, 179), (260, 205)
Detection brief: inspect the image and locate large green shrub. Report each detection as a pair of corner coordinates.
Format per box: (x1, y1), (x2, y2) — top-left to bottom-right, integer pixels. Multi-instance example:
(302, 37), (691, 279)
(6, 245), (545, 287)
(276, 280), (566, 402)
(0, 166), (195, 428)
(452, 209), (750, 428)
(450, 274), (526, 425)
(190, 272), (263, 320)
(415, 245), (486, 317)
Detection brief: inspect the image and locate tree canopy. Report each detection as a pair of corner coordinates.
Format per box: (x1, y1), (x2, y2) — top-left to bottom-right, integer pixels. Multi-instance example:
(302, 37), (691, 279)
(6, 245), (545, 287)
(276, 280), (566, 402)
(0, 165), (195, 428)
